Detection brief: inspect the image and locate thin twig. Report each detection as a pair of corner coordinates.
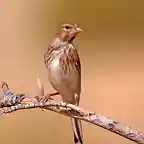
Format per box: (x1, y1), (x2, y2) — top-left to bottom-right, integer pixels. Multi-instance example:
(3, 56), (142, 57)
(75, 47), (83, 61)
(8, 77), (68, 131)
(37, 76), (44, 96)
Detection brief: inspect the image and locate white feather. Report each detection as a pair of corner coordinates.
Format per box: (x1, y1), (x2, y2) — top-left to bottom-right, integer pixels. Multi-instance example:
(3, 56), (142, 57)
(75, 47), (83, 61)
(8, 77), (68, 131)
(52, 58), (59, 68)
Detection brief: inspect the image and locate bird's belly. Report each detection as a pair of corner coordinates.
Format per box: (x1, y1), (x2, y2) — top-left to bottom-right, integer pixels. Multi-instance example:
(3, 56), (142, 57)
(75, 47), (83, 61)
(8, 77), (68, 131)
(48, 58), (80, 103)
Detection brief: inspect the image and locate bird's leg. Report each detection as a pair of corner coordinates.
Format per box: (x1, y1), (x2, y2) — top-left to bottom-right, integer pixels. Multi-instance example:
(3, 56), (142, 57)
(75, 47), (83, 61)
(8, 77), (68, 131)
(35, 92), (59, 102)
(74, 93), (79, 105)
(35, 77), (59, 102)
(43, 92), (59, 101)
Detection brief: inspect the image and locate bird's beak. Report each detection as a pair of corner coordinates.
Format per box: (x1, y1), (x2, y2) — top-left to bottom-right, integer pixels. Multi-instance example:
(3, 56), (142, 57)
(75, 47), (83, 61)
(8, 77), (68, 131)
(76, 27), (83, 32)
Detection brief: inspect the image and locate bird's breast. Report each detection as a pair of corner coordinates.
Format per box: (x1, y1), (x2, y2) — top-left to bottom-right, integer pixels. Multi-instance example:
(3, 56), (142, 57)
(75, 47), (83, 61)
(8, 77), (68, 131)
(48, 57), (62, 81)
(51, 57), (60, 70)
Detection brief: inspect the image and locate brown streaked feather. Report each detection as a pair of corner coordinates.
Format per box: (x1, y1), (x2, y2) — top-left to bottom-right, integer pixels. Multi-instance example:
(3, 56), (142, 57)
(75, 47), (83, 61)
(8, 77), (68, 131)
(60, 47), (81, 76)
(44, 42), (81, 76)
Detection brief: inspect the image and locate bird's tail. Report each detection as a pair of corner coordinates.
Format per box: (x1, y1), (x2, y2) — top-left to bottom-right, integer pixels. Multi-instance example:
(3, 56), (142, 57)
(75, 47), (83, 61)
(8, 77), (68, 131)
(71, 117), (83, 144)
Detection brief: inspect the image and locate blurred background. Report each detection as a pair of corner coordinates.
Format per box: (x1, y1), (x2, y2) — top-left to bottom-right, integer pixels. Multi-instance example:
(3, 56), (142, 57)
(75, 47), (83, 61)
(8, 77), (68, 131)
(0, 0), (144, 143)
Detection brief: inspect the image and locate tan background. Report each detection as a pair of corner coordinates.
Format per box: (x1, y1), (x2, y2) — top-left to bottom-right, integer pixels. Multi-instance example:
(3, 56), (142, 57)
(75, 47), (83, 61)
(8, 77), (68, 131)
(0, 0), (144, 144)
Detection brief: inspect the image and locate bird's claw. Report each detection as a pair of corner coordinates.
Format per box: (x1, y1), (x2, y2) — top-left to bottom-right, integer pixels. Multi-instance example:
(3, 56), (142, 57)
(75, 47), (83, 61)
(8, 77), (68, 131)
(35, 94), (53, 103)
(35, 92), (59, 103)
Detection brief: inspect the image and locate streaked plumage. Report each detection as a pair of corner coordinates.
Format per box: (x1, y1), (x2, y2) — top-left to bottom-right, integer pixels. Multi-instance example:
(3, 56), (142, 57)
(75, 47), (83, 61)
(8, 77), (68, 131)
(44, 23), (83, 144)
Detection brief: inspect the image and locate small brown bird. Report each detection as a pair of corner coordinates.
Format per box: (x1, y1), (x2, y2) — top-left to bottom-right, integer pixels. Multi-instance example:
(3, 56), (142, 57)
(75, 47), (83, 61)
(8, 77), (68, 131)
(44, 23), (83, 144)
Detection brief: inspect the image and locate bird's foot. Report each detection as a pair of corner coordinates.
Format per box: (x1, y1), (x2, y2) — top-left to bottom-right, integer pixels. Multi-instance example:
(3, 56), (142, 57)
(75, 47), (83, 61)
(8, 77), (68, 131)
(35, 92), (59, 103)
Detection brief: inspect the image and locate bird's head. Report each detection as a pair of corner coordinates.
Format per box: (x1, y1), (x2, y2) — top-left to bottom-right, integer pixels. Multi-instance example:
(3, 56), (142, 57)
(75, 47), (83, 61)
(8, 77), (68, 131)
(55, 23), (83, 43)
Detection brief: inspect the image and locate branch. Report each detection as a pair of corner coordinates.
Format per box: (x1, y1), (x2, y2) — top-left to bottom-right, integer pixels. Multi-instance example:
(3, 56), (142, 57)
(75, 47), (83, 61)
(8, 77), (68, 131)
(0, 80), (144, 144)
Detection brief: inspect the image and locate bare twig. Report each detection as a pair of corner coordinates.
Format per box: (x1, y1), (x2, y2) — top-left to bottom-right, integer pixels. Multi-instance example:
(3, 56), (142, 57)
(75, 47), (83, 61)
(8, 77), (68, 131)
(36, 76), (45, 111)
(37, 76), (44, 97)
(0, 82), (144, 144)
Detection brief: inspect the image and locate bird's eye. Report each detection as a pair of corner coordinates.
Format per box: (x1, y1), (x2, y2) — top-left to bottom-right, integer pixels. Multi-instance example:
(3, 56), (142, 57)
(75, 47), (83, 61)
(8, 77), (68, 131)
(65, 25), (71, 29)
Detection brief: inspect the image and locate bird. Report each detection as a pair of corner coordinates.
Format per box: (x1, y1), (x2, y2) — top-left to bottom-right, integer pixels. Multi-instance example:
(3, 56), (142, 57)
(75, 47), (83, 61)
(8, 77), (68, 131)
(44, 23), (83, 144)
